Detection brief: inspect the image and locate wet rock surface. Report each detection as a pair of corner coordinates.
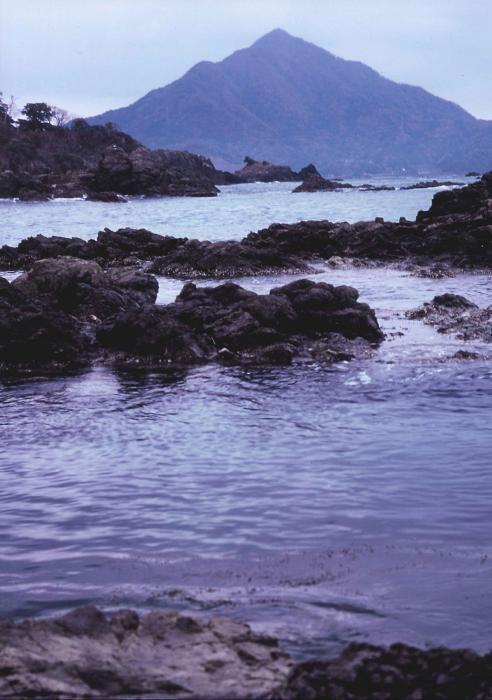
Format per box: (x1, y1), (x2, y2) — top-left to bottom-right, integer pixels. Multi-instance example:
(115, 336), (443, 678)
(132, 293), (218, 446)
(0, 271), (383, 375)
(0, 606), (291, 699)
(407, 293), (492, 343)
(271, 641), (492, 700)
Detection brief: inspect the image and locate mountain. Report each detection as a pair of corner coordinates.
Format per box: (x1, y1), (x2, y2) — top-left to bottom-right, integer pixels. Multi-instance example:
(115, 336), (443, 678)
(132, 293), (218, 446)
(88, 29), (492, 175)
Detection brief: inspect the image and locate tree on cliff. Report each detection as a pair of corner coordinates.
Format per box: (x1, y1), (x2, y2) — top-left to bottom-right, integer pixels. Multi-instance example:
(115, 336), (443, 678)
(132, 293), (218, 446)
(0, 93), (14, 126)
(21, 102), (54, 130)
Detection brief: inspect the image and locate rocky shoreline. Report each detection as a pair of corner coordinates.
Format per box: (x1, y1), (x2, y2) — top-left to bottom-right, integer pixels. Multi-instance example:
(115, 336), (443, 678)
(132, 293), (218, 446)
(2, 172), (490, 276)
(1, 606), (491, 699)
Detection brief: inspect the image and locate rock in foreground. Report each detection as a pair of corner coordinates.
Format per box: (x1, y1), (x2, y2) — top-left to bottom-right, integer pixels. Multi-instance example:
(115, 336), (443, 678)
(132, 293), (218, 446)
(0, 606), (291, 698)
(1, 607), (491, 699)
(0, 268), (383, 375)
(97, 278), (383, 369)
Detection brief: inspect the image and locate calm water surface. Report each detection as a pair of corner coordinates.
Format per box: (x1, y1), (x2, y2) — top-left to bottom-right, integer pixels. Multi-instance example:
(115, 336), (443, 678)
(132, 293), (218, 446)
(1, 180), (491, 658)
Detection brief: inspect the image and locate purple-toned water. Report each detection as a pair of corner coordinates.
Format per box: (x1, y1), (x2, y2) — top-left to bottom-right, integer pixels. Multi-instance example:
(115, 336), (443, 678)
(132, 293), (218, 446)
(1, 180), (491, 658)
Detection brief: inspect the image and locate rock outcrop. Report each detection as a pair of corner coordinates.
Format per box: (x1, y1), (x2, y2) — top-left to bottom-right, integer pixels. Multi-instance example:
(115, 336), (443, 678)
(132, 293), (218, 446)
(293, 174), (348, 192)
(250, 172), (492, 268)
(87, 145), (220, 197)
(0, 119), (232, 200)
(0, 606), (291, 698)
(234, 159), (322, 183)
(0, 268), (383, 375)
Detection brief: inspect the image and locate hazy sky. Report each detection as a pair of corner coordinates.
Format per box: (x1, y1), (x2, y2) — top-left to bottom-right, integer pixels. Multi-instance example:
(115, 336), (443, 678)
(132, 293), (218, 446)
(1, 0), (491, 119)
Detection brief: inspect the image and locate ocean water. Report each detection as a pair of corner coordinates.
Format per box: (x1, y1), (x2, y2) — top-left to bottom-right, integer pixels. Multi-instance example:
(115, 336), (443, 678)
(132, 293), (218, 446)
(1, 180), (491, 659)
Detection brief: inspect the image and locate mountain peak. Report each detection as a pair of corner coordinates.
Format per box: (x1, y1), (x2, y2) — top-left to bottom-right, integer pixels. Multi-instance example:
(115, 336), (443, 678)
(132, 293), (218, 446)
(88, 31), (491, 174)
(251, 28), (312, 51)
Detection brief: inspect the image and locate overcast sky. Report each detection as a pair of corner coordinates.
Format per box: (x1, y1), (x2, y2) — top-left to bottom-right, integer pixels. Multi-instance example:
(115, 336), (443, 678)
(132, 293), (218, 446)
(1, 0), (491, 120)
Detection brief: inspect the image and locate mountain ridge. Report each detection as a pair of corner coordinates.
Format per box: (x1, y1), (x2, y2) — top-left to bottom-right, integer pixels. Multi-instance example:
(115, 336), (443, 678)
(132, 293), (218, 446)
(88, 29), (492, 175)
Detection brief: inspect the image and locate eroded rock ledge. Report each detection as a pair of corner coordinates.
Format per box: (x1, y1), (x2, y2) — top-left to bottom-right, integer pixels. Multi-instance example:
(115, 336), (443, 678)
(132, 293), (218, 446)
(0, 259), (383, 375)
(1, 172), (491, 275)
(1, 606), (491, 700)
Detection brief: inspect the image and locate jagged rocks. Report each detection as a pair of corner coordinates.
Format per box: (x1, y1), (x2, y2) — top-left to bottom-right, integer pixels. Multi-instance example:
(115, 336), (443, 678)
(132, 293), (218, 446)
(0, 606), (291, 699)
(2, 173), (492, 275)
(0, 267), (383, 375)
(98, 279), (383, 369)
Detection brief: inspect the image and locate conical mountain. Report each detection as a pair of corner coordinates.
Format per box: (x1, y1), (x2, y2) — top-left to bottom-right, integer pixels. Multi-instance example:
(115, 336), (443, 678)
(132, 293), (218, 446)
(88, 29), (492, 175)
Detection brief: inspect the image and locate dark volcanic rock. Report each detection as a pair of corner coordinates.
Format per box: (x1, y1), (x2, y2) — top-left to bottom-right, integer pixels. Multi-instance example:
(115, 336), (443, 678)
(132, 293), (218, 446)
(249, 171), (492, 267)
(272, 641), (492, 700)
(3, 173), (491, 275)
(0, 606), (291, 698)
(235, 158), (301, 183)
(293, 174), (349, 193)
(147, 239), (312, 278)
(1, 261), (383, 375)
(86, 190), (128, 203)
(401, 179), (465, 190)
(0, 228), (312, 277)
(88, 145), (220, 197)
(12, 258), (158, 320)
(98, 279), (383, 369)
(407, 293), (492, 343)
(0, 277), (90, 375)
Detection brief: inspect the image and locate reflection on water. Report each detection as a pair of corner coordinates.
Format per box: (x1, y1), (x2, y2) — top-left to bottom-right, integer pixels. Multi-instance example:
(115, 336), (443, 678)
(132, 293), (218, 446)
(0, 182), (491, 657)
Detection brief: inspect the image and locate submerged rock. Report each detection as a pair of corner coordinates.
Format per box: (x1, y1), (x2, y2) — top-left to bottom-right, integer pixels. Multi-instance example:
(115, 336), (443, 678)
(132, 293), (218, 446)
(407, 293), (492, 343)
(0, 606), (291, 698)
